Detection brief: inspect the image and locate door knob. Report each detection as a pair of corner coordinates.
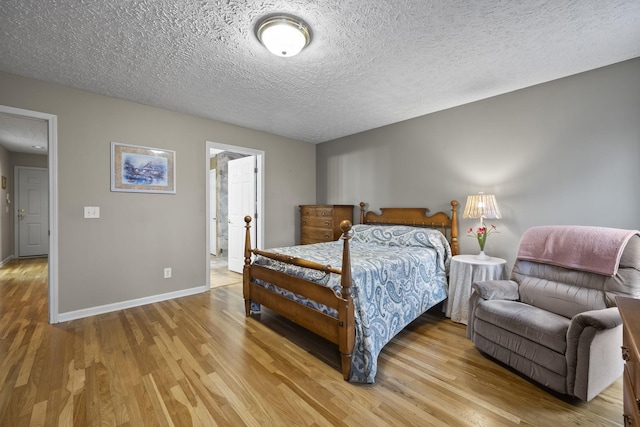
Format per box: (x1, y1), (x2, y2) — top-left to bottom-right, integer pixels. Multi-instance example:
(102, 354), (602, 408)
(19, 208), (25, 220)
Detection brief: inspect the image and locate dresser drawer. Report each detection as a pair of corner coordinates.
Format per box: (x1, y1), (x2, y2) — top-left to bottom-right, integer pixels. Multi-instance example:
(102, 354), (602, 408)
(624, 327), (640, 399)
(301, 206), (334, 217)
(619, 296), (640, 427)
(301, 216), (333, 228)
(299, 204), (353, 245)
(301, 226), (334, 242)
(623, 366), (640, 426)
(300, 236), (318, 245)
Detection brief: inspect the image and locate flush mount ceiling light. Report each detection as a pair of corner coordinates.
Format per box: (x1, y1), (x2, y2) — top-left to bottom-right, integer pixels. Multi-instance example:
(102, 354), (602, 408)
(256, 15), (311, 57)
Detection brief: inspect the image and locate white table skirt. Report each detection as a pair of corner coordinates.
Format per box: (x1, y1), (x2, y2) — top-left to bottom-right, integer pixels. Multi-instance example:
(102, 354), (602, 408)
(446, 254), (508, 324)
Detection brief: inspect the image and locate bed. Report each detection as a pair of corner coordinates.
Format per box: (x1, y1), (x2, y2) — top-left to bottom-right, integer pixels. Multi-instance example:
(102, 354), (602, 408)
(242, 200), (459, 382)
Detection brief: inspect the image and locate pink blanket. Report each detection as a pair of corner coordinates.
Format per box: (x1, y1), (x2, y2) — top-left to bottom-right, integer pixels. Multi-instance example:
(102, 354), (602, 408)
(517, 225), (640, 276)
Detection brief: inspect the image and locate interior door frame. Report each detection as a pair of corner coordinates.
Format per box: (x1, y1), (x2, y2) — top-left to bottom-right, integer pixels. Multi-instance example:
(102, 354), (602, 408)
(0, 105), (58, 324)
(205, 141), (264, 288)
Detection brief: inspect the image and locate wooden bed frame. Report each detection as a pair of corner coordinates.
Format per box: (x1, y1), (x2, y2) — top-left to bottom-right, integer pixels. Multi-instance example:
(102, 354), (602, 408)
(243, 200), (459, 380)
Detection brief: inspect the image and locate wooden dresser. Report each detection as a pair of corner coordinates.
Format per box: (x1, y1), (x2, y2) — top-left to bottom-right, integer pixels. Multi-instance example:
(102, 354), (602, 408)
(299, 205), (354, 245)
(618, 296), (640, 427)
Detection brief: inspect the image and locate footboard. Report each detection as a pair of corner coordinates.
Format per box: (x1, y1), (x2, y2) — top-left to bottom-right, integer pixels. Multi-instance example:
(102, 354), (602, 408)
(243, 216), (355, 380)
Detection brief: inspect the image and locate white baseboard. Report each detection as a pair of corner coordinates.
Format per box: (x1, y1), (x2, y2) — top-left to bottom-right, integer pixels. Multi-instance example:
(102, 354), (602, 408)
(57, 285), (208, 323)
(0, 255), (15, 268)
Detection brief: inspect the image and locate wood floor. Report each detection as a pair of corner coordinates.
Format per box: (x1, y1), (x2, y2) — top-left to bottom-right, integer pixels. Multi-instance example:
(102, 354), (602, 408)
(0, 257), (624, 426)
(210, 266), (242, 289)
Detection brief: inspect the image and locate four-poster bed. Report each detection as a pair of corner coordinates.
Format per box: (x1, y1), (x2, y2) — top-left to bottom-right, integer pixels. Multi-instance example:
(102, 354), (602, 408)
(243, 200), (459, 382)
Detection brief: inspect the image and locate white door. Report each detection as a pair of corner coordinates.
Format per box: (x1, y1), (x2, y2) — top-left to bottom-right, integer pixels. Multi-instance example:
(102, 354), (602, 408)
(17, 167), (49, 257)
(209, 169), (217, 255)
(227, 156), (256, 273)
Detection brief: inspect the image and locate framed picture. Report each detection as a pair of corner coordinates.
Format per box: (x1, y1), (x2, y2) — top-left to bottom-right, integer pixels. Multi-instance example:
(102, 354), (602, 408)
(111, 142), (176, 194)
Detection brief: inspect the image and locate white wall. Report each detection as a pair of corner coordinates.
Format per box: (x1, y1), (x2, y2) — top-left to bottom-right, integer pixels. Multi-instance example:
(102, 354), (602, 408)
(0, 71), (315, 317)
(317, 58), (640, 268)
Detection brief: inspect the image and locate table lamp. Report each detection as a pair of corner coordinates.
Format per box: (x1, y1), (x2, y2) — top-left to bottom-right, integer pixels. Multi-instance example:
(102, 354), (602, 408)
(463, 193), (502, 259)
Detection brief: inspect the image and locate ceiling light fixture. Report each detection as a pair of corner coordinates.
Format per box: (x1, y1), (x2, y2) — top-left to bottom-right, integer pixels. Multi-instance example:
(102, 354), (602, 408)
(256, 15), (311, 57)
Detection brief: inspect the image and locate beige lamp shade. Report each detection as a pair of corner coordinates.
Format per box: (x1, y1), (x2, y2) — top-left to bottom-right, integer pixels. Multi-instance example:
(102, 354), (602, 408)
(463, 193), (502, 222)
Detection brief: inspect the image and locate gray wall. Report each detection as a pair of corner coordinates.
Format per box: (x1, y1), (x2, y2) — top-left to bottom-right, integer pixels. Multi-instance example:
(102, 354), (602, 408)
(11, 152), (48, 169)
(317, 58), (640, 268)
(0, 71), (315, 316)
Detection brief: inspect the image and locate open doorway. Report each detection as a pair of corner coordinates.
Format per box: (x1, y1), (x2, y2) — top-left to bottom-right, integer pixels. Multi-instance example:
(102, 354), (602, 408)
(205, 141), (264, 289)
(15, 166), (49, 257)
(0, 105), (58, 323)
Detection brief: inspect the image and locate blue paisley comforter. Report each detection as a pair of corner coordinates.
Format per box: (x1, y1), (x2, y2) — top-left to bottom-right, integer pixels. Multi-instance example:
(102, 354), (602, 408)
(252, 224), (451, 383)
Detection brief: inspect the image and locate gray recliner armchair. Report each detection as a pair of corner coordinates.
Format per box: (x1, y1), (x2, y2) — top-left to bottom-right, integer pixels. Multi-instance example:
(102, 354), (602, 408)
(467, 226), (640, 401)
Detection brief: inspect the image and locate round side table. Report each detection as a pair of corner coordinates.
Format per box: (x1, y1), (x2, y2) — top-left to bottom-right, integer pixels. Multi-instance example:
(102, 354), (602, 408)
(446, 254), (508, 325)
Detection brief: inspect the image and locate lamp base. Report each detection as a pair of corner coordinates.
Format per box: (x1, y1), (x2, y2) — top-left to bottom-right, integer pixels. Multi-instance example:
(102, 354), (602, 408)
(475, 251), (491, 261)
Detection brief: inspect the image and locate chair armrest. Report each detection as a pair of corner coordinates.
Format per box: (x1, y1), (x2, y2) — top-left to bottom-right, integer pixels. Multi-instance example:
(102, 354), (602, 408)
(566, 307), (623, 401)
(570, 307), (622, 331)
(472, 280), (519, 301)
(466, 280), (519, 340)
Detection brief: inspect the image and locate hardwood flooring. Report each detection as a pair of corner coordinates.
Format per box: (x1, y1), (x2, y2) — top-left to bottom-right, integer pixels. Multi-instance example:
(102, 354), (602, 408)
(209, 259), (242, 289)
(210, 267), (242, 293)
(0, 257), (624, 426)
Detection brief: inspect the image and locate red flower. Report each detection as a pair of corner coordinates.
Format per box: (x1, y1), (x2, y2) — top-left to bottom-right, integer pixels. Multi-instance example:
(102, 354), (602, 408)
(467, 224), (498, 250)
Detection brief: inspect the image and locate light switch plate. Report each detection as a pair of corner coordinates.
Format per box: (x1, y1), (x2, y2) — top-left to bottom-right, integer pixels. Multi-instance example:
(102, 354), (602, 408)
(84, 206), (100, 219)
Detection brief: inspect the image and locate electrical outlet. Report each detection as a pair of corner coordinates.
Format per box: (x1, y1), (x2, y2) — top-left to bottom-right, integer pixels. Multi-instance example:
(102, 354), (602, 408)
(164, 268), (172, 278)
(84, 206), (100, 218)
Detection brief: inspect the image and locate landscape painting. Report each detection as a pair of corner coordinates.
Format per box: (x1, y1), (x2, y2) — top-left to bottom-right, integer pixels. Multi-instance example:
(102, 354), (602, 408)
(111, 142), (176, 194)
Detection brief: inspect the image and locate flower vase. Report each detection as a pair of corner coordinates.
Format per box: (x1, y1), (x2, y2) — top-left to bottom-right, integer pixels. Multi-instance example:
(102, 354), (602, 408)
(475, 250), (490, 261)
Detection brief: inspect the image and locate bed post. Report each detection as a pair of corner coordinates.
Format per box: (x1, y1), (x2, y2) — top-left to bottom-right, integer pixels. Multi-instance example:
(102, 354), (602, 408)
(450, 200), (459, 256)
(359, 202), (366, 224)
(338, 220), (355, 381)
(243, 216), (253, 316)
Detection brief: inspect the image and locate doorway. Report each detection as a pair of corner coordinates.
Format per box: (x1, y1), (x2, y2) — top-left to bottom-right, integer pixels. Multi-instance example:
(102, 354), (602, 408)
(209, 169), (217, 256)
(0, 105), (58, 323)
(205, 141), (264, 289)
(227, 155), (256, 273)
(15, 167), (49, 257)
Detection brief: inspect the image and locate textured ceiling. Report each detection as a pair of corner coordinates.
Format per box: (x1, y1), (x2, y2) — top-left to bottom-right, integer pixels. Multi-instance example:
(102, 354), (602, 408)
(1, 0), (639, 149)
(0, 113), (48, 154)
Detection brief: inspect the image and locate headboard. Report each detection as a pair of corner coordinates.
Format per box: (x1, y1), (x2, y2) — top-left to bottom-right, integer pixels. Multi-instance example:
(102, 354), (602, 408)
(358, 200), (459, 255)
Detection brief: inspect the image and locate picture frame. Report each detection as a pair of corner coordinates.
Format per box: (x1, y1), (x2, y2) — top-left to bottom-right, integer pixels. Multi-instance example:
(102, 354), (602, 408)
(111, 142), (176, 194)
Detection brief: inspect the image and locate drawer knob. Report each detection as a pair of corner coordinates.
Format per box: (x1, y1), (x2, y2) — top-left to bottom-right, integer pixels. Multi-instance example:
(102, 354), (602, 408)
(302, 220), (307, 225)
(324, 220), (330, 226)
(622, 346), (630, 361)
